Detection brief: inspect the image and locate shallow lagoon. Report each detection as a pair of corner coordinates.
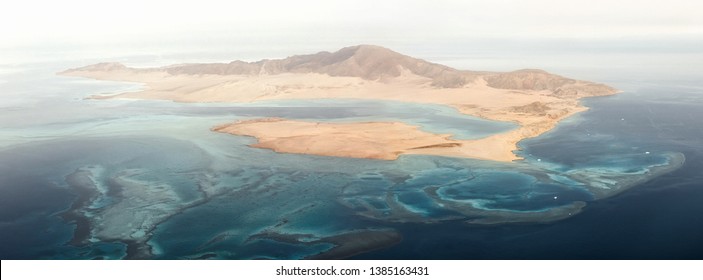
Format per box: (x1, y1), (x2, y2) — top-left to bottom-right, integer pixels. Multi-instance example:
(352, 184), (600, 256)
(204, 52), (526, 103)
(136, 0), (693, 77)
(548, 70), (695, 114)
(0, 61), (697, 259)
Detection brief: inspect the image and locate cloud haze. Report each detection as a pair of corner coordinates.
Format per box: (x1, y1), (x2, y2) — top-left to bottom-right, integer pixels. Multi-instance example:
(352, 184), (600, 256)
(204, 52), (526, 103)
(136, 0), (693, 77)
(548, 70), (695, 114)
(2, 0), (701, 49)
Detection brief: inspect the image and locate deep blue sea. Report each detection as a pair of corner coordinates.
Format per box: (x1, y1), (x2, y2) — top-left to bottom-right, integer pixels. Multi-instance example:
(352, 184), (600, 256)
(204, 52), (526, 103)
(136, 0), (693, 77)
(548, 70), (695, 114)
(0, 60), (701, 259)
(355, 86), (703, 259)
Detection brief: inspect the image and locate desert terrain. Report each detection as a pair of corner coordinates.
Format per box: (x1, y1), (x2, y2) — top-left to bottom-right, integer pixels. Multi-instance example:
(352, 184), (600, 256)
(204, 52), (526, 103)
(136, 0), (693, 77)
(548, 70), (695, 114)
(62, 45), (618, 162)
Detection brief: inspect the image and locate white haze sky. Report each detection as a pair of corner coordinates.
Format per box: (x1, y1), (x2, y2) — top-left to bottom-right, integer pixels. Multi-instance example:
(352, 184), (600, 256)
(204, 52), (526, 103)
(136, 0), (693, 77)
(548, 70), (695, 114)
(1, 0), (701, 82)
(0, 0), (703, 46)
(2, 0), (701, 46)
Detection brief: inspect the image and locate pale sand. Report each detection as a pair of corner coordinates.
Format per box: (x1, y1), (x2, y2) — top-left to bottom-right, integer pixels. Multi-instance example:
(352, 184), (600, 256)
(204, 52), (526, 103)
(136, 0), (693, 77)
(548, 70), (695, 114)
(62, 62), (616, 162)
(213, 118), (464, 160)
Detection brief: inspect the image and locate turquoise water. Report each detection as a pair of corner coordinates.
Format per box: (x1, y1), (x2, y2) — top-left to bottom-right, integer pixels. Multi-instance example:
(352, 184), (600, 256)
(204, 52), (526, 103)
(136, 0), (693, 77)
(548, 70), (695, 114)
(357, 87), (703, 259)
(232, 99), (517, 140)
(0, 61), (693, 259)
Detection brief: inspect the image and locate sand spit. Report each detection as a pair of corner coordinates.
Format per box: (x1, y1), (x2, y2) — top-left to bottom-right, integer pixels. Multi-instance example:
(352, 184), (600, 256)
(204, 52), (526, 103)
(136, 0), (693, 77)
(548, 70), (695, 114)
(61, 45), (619, 162)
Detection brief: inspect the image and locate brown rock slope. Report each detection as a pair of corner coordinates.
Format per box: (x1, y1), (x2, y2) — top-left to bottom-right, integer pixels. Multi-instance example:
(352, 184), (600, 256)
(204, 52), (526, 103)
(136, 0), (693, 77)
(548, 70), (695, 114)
(61, 45), (620, 162)
(485, 69), (615, 97)
(66, 45), (467, 88)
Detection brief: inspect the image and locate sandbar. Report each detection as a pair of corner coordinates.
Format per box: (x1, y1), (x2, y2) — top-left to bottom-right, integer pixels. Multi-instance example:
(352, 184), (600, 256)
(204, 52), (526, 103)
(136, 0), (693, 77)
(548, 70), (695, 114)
(61, 45), (619, 162)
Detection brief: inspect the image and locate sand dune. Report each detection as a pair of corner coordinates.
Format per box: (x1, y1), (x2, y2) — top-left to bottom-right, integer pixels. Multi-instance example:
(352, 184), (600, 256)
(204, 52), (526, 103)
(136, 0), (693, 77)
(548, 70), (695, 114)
(61, 45), (619, 162)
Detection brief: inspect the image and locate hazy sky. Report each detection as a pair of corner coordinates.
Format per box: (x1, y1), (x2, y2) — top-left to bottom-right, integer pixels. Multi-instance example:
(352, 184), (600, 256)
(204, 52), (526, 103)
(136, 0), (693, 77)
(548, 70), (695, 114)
(1, 0), (701, 82)
(2, 0), (701, 48)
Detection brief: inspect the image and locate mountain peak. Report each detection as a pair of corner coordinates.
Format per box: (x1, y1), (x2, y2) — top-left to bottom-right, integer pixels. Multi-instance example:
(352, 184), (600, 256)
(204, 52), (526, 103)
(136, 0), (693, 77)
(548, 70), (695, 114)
(157, 45), (468, 87)
(71, 46), (615, 91)
(345, 44), (397, 54)
(316, 45), (466, 87)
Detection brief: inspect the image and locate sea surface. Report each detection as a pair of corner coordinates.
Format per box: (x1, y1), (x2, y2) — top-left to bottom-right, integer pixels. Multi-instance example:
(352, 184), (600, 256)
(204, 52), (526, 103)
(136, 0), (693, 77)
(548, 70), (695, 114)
(0, 59), (701, 259)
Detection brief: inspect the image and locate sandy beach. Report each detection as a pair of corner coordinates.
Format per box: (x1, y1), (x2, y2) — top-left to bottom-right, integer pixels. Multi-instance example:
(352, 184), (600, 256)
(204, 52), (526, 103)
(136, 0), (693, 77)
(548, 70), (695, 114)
(61, 45), (618, 162)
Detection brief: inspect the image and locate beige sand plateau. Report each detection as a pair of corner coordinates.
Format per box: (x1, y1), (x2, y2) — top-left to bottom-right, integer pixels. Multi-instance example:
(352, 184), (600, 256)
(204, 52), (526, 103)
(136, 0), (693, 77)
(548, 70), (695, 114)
(61, 45), (619, 162)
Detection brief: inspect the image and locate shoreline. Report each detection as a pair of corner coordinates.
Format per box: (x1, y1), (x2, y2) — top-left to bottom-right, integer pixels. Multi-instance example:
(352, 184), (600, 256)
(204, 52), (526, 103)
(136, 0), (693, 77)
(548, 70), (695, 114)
(59, 48), (619, 162)
(212, 118), (516, 161)
(210, 105), (585, 162)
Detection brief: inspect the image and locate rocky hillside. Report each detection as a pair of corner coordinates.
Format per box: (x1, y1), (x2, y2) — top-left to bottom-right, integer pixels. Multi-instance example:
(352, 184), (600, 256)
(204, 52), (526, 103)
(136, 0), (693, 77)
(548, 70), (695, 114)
(160, 45), (466, 87)
(63, 45), (618, 94)
(485, 69), (618, 96)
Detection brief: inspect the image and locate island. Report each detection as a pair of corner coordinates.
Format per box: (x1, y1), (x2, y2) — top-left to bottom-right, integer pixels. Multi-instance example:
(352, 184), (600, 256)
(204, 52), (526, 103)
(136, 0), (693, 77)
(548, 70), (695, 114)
(54, 46), (691, 260)
(61, 45), (619, 162)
